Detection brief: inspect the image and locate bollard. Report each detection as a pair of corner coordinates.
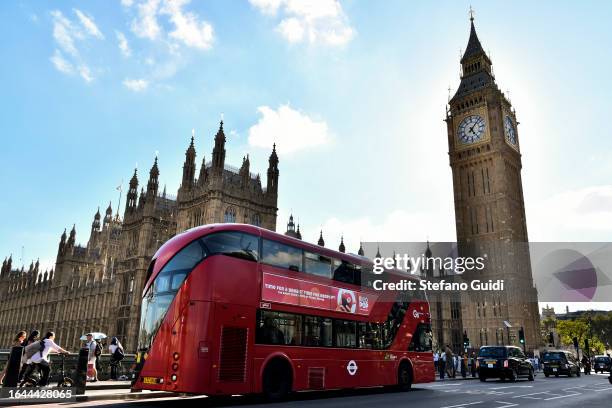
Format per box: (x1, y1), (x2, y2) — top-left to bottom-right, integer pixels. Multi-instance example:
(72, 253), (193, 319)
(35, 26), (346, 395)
(3, 346), (24, 387)
(74, 347), (89, 395)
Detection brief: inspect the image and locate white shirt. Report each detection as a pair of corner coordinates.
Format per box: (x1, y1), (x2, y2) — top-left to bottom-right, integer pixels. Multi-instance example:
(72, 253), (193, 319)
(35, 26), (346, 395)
(86, 341), (97, 362)
(434, 352), (439, 362)
(109, 344), (119, 354)
(31, 339), (63, 364)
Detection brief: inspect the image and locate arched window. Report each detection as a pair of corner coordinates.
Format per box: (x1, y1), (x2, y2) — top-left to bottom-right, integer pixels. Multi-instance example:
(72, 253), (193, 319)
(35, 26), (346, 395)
(224, 207), (236, 223)
(251, 213), (261, 227)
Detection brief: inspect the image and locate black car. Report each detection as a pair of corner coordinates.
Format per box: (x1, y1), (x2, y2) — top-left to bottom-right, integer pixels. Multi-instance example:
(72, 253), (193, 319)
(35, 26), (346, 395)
(594, 356), (611, 373)
(477, 346), (535, 382)
(542, 350), (580, 377)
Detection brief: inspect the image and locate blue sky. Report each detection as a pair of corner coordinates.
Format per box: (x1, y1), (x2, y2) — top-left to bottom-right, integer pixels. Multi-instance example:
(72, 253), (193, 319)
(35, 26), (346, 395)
(2, 0), (612, 301)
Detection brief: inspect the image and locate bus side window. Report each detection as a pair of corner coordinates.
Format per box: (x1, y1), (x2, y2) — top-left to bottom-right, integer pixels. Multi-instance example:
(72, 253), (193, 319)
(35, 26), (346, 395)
(332, 260), (360, 285)
(305, 252), (332, 278)
(408, 323), (433, 352)
(262, 239), (303, 271)
(334, 320), (356, 348)
(256, 310), (302, 346)
(304, 316), (332, 347)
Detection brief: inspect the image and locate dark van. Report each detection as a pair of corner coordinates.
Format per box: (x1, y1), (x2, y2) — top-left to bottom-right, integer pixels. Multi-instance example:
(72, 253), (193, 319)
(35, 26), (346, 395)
(542, 350), (580, 377)
(594, 355), (611, 373)
(477, 346), (535, 382)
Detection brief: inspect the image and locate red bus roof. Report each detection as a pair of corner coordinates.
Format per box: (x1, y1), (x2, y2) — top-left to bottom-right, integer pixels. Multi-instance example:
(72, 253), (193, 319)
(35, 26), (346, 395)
(143, 223), (371, 295)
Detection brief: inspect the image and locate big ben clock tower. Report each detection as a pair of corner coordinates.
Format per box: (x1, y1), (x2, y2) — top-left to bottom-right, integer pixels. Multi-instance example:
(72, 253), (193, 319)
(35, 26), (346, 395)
(445, 12), (540, 351)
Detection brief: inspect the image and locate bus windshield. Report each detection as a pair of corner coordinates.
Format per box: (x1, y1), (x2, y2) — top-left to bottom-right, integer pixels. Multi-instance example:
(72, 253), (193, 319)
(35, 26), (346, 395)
(137, 231), (259, 350)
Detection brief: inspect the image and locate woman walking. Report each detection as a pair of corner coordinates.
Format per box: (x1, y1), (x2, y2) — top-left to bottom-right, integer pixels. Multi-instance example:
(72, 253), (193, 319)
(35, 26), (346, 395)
(108, 337), (125, 381)
(0, 331), (27, 385)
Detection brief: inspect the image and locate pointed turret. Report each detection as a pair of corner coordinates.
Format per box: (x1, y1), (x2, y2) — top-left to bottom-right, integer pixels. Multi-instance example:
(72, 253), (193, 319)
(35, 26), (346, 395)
(240, 154), (250, 186)
(375, 245), (381, 259)
(67, 224), (76, 248)
(338, 236), (345, 253)
(181, 131), (197, 190)
(267, 144), (279, 196)
(92, 207), (101, 232)
(104, 202), (112, 226)
(452, 10), (495, 100)
(35, 258), (39, 273)
(198, 155), (208, 186)
(285, 214), (298, 238)
(358, 242), (364, 256)
(296, 224), (302, 240)
(211, 120), (226, 173)
(126, 168), (139, 213)
(146, 156), (159, 199)
(317, 230), (325, 247)
(58, 229), (67, 255)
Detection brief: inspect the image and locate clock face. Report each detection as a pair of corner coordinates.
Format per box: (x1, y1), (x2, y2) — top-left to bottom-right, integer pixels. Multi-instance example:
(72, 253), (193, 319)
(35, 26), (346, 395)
(504, 115), (517, 145)
(458, 115), (486, 144)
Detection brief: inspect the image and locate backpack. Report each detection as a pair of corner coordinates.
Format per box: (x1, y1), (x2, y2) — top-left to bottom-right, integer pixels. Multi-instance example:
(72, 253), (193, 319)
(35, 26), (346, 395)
(94, 341), (102, 357)
(113, 347), (125, 361)
(24, 341), (43, 359)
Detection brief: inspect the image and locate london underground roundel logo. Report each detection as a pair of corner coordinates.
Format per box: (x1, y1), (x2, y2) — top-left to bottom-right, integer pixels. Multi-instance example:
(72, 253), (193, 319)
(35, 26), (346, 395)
(347, 360), (358, 376)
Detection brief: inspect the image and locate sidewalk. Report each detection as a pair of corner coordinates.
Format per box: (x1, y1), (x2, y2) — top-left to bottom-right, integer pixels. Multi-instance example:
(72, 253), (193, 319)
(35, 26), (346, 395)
(435, 375), (479, 381)
(0, 381), (176, 406)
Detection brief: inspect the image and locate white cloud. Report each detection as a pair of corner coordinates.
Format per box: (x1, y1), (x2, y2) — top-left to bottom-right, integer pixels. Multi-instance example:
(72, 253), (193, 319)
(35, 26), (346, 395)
(121, 0), (135, 6)
(131, 0), (162, 40)
(51, 10), (79, 56)
(73, 9), (104, 39)
(248, 104), (331, 154)
(250, 0), (354, 46)
(160, 0), (214, 49)
(116, 30), (131, 57)
(128, 0), (214, 49)
(123, 78), (149, 91)
(49, 10), (103, 83)
(50, 50), (74, 74)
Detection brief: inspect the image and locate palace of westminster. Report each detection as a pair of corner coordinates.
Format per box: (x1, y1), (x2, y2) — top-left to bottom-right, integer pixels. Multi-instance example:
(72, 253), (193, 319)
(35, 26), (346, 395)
(0, 16), (541, 353)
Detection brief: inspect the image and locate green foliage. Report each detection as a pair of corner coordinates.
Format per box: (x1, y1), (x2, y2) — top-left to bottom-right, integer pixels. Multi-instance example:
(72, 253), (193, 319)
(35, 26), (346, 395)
(556, 317), (608, 355)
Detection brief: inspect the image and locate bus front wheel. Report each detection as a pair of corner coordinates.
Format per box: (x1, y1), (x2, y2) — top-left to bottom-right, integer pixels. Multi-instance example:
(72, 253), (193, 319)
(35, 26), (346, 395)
(397, 362), (413, 391)
(262, 358), (292, 401)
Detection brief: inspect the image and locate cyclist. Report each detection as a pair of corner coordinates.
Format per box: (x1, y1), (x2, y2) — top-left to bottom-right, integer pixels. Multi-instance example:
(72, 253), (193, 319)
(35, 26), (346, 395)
(30, 332), (69, 386)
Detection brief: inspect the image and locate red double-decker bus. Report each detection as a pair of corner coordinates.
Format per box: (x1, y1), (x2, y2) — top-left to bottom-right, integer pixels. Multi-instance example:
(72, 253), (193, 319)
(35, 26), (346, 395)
(132, 223), (434, 399)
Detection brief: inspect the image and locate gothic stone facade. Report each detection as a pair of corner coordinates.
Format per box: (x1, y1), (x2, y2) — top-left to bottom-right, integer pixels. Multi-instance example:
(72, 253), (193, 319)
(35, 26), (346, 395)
(0, 121), (278, 352)
(428, 17), (541, 352)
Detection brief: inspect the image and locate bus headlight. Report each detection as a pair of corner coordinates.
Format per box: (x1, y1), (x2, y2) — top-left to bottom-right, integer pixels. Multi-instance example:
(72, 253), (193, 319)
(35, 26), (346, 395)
(173, 352), (180, 361)
(171, 374), (177, 382)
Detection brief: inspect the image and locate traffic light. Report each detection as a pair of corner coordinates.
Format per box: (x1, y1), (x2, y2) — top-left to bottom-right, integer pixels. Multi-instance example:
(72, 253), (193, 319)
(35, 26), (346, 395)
(518, 327), (525, 345)
(573, 336), (579, 348)
(463, 331), (469, 348)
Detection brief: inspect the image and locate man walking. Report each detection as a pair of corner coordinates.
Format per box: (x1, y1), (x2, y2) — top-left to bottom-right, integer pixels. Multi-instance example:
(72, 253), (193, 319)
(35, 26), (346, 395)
(85, 334), (99, 382)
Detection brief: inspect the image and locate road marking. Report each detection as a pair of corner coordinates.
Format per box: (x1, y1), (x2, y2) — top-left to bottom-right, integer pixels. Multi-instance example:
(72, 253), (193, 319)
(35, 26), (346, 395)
(430, 382), (466, 387)
(493, 402), (518, 408)
(490, 385), (533, 390)
(439, 401), (484, 408)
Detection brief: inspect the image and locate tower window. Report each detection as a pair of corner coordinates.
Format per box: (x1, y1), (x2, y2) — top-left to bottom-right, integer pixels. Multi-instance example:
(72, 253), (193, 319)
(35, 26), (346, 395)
(224, 207), (236, 223)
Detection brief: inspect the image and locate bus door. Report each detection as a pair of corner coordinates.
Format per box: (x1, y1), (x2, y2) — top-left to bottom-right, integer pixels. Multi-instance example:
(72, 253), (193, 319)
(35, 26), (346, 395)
(211, 303), (255, 395)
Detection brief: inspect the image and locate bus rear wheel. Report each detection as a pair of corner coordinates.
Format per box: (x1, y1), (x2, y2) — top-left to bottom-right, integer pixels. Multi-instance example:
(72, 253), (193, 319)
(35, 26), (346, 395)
(262, 358), (292, 401)
(397, 362), (413, 391)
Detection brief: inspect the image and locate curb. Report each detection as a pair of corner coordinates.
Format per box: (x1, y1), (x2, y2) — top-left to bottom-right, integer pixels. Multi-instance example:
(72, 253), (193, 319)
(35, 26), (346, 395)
(76, 390), (177, 403)
(0, 391), (176, 406)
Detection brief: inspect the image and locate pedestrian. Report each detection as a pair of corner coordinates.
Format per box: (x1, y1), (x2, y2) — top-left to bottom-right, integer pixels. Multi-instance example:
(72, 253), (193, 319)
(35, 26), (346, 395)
(108, 337), (125, 381)
(471, 351), (477, 377)
(18, 330), (40, 383)
(30, 331), (69, 386)
(445, 345), (454, 378)
(95, 339), (103, 375)
(0, 331), (27, 385)
(439, 349), (446, 379)
(534, 355), (540, 371)
(434, 350), (439, 373)
(461, 353), (467, 378)
(85, 333), (100, 382)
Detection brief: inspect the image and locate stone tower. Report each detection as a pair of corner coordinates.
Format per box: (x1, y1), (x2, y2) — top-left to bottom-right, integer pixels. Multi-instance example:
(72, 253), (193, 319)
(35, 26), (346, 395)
(445, 14), (540, 351)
